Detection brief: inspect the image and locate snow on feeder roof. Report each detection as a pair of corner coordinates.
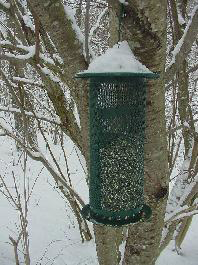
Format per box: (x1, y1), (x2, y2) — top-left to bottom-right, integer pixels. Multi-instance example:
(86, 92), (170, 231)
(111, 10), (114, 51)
(76, 41), (159, 226)
(76, 41), (158, 78)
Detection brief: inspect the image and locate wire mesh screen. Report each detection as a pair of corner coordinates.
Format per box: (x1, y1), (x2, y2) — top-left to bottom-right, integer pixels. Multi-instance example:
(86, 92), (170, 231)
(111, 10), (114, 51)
(89, 76), (147, 217)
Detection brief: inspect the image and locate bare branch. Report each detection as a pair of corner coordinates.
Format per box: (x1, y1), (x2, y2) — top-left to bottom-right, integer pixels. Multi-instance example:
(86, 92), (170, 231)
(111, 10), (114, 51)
(168, 118), (198, 134)
(165, 63), (198, 91)
(9, 236), (20, 265)
(31, 8), (40, 64)
(84, 0), (91, 64)
(0, 120), (85, 208)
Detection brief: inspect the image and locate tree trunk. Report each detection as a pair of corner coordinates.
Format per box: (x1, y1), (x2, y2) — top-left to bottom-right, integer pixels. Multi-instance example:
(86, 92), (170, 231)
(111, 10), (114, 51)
(104, 1), (168, 265)
(94, 226), (124, 265)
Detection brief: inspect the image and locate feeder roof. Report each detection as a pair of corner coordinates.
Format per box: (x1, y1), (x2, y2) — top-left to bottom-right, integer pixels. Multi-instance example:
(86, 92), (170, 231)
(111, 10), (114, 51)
(76, 41), (159, 78)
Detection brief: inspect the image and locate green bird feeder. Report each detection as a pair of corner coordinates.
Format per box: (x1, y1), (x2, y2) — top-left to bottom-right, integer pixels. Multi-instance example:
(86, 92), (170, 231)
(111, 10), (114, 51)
(76, 41), (159, 226)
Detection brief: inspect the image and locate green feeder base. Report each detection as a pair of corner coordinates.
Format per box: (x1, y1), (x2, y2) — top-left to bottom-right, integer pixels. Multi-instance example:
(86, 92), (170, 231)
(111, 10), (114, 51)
(81, 204), (152, 226)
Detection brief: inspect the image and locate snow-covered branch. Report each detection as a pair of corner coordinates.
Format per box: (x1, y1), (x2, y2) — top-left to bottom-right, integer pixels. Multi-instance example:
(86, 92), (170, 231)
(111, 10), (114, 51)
(169, 6), (198, 67)
(89, 7), (108, 42)
(165, 5), (198, 82)
(64, 4), (84, 48)
(0, 0), (10, 10)
(160, 139), (198, 248)
(165, 204), (198, 224)
(169, 118), (198, 134)
(0, 42), (57, 66)
(0, 106), (61, 126)
(64, 3), (95, 61)
(12, 77), (44, 87)
(39, 66), (61, 84)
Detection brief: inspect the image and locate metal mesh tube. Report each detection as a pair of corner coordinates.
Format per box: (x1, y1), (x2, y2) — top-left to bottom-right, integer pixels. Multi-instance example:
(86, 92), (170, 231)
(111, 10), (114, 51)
(89, 77), (146, 216)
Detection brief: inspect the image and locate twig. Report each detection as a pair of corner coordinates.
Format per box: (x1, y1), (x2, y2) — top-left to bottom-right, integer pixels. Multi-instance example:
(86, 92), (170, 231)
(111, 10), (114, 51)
(9, 235), (21, 265)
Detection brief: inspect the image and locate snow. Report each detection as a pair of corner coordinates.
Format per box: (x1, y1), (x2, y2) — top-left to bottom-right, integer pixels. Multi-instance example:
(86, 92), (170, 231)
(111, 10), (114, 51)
(0, 0), (10, 9)
(22, 14), (35, 31)
(13, 76), (36, 84)
(0, 40), (12, 45)
(183, 121), (190, 128)
(2, 42), (55, 65)
(156, 216), (198, 265)
(40, 53), (55, 65)
(81, 41), (153, 74)
(0, 118), (12, 133)
(53, 53), (64, 64)
(118, 0), (129, 5)
(28, 150), (43, 159)
(178, 14), (186, 25)
(73, 103), (81, 129)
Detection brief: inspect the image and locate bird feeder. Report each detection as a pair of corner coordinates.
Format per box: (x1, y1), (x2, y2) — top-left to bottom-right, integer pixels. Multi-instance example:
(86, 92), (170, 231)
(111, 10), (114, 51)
(76, 42), (159, 226)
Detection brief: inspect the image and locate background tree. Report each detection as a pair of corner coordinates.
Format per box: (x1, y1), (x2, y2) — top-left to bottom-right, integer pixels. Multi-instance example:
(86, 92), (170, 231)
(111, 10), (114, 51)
(0, 0), (197, 264)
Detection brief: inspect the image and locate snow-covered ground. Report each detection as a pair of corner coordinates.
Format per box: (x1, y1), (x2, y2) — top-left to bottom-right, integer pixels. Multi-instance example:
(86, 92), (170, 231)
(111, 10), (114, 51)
(0, 135), (197, 265)
(156, 216), (198, 265)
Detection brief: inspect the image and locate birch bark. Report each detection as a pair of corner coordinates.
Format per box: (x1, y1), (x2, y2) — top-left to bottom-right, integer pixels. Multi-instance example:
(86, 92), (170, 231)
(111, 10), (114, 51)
(107, 1), (169, 264)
